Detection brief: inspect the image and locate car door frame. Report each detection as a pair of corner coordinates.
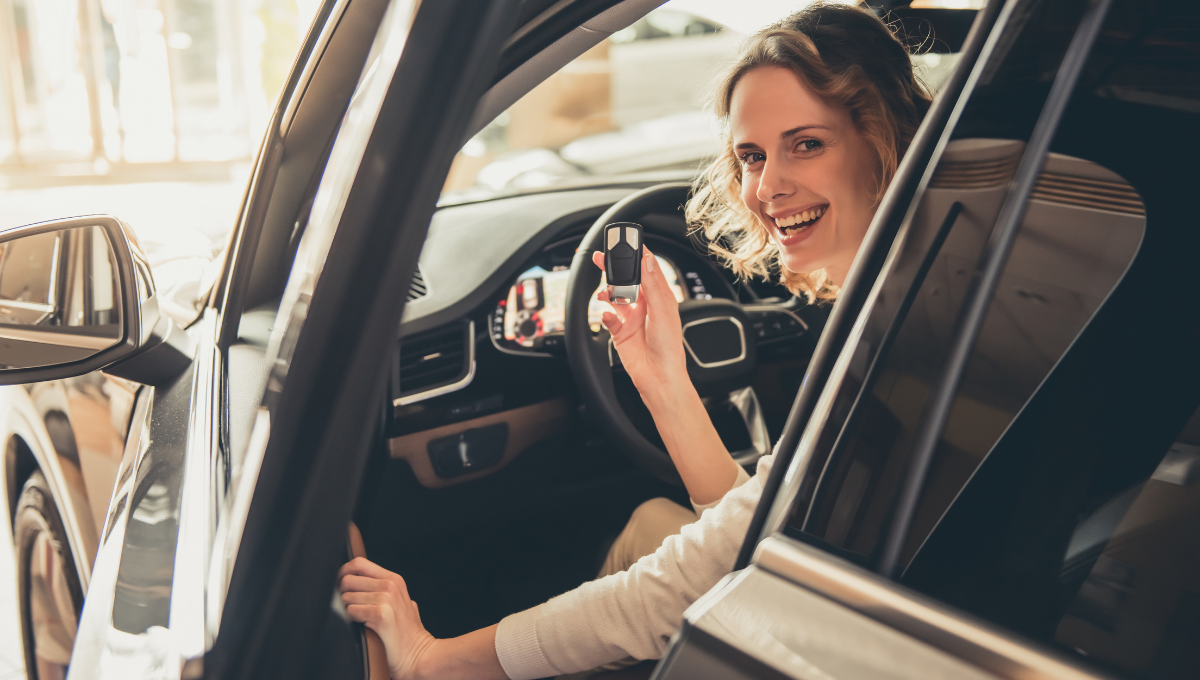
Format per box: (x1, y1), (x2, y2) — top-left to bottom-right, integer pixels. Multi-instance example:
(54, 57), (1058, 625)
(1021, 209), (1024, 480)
(202, 1), (524, 677)
(64, 0), (400, 676)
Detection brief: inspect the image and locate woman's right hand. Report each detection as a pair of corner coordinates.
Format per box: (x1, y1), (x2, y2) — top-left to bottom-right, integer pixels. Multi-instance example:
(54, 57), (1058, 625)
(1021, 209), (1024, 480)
(591, 246), (689, 400)
(339, 557), (436, 680)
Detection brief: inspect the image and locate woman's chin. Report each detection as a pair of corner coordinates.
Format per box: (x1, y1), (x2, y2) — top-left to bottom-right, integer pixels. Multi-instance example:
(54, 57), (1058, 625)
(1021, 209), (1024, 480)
(777, 243), (827, 277)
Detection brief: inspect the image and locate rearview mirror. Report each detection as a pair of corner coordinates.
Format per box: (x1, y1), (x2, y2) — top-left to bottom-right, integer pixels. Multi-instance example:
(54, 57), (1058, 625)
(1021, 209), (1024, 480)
(0, 215), (192, 385)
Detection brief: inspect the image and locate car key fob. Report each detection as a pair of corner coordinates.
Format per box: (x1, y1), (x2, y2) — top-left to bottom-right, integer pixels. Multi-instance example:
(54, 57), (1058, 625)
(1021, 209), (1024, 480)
(603, 222), (643, 304)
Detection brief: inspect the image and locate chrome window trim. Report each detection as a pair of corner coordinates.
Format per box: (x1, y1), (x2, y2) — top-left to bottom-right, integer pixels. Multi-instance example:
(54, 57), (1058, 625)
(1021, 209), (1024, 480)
(0, 299), (56, 313)
(279, 0), (353, 137)
(681, 315), (746, 368)
(393, 320), (477, 406)
(753, 536), (1111, 680)
(0, 325), (119, 349)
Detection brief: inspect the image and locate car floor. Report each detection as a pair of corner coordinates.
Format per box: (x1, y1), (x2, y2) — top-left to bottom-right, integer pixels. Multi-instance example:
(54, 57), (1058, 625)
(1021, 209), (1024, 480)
(358, 419), (689, 639)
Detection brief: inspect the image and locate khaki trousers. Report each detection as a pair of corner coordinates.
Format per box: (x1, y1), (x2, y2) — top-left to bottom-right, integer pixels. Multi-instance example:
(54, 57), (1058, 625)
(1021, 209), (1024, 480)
(598, 497), (697, 578)
(559, 498), (697, 680)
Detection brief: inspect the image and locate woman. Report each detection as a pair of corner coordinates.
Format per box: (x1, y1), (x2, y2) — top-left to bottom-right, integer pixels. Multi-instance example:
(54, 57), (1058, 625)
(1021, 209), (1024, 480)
(339, 4), (932, 678)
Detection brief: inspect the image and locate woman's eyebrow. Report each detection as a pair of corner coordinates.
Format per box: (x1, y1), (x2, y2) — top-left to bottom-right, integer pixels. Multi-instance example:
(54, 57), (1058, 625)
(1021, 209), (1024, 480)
(780, 124), (829, 140)
(735, 125), (830, 150)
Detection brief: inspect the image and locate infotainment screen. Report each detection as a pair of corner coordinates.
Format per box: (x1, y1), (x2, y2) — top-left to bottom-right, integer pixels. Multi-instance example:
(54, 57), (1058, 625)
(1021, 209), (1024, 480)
(497, 256), (695, 349)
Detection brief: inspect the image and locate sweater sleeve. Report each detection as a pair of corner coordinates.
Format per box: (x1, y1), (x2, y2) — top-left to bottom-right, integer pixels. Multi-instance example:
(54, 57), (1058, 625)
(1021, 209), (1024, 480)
(690, 464), (752, 514)
(494, 454), (775, 680)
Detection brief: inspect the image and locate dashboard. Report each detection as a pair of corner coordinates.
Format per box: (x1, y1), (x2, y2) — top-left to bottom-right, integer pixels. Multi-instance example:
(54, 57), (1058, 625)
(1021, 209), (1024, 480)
(388, 184), (815, 488)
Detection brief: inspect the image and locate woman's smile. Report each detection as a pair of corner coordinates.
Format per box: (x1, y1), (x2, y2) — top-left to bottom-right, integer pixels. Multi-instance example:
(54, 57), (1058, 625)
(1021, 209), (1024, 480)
(770, 203), (829, 245)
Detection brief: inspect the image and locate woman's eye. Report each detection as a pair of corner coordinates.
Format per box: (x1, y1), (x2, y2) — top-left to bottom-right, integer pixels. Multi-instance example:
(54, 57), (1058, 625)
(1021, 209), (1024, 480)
(797, 139), (824, 153)
(739, 151), (766, 165)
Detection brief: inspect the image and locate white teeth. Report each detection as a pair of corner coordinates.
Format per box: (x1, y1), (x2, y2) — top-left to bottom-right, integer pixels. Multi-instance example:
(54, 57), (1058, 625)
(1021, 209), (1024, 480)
(774, 206), (826, 230)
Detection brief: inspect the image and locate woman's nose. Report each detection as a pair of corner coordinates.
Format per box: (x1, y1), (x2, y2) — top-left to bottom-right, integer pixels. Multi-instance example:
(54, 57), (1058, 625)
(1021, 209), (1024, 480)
(756, 159), (793, 203)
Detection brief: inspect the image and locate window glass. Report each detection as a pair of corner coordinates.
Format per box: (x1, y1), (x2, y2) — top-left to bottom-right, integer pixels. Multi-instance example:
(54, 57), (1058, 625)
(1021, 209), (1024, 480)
(442, 5), (737, 203)
(772, 1), (1200, 677)
(793, 146), (1145, 559)
(441, 2), (967, 205)
(780, 0), (1100, 558)
(1055, 406), (1200, 678)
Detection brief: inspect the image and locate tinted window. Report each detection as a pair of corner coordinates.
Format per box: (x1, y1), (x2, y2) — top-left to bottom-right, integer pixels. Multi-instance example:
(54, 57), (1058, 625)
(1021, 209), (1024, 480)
(1055, 407), (1200, 678)
(775, 0), (1103, 560)
(796, 144), (1144, 560)
(773, 0), (1200, 677)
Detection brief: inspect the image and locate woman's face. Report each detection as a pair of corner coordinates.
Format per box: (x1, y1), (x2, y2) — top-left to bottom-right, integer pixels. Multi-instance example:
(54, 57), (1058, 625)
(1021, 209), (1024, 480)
(730, 66), (879, 285)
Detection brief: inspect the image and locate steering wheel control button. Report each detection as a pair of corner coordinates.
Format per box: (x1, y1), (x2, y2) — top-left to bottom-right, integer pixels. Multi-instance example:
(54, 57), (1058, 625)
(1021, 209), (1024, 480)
(604, 222), (643, 304)
(748, 309), (806, 343)
(428, 422), (508, 478)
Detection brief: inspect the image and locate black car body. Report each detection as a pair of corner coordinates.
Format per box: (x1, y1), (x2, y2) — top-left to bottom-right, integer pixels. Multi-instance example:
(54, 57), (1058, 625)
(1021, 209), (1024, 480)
(0, 0), (1197, 679)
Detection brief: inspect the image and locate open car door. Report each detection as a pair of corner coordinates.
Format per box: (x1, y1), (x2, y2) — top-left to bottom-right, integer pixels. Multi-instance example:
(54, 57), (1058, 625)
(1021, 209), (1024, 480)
(202, 0), (520, 677)
(657, 0), (1200, 678)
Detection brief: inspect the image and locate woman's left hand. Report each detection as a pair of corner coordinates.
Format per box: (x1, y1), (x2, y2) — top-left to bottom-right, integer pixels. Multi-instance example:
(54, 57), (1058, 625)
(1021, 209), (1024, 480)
(339, 557), (437, 680)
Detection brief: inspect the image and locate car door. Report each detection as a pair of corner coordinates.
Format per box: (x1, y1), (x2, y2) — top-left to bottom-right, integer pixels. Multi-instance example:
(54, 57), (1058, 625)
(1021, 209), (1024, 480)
(201, 0), (522, 678)
(52, 0), (391, 677)
(656, 0), (1200, 678)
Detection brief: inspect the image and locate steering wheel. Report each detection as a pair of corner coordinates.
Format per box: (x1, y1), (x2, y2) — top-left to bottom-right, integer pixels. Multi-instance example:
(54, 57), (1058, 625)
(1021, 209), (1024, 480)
(565, 183), (806, 483)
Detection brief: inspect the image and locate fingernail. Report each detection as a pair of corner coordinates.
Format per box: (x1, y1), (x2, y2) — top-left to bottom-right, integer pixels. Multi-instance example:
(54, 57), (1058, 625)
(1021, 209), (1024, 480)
(645, 254), (654, 273)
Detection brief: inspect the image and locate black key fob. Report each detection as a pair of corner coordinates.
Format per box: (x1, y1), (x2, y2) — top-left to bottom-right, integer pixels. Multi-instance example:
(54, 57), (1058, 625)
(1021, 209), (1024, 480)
(603, 222), (643, 304)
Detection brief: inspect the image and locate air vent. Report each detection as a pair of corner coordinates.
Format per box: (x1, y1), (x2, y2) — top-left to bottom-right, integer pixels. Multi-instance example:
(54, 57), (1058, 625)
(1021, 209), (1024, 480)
(395, 322), (474, 405)
(407, 267), (429, 301)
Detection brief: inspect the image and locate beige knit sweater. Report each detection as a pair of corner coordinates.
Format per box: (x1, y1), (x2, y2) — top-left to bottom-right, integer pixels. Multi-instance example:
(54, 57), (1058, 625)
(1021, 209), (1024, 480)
(494, 454), (773, 679)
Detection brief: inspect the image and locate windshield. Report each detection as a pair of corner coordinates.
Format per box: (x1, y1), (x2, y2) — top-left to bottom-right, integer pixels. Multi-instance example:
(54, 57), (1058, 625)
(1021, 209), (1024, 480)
(440, 1), (964, 205)
(441, 3), (739, 204)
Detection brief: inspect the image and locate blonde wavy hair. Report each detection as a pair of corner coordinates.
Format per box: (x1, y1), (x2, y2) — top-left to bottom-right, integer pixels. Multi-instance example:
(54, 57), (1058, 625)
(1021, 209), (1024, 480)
(686, 3), (933, 302)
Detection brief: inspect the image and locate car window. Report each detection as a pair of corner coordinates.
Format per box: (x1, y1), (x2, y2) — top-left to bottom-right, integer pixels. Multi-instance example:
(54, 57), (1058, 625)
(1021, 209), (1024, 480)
(795, 142), (1145, 557)
(441, 5), (736, 203)
(441, 2), (967, 204)
(1055, 408), (1200, 677)
(779, 0), (1113, 561)
(769, 0), (1200, 676)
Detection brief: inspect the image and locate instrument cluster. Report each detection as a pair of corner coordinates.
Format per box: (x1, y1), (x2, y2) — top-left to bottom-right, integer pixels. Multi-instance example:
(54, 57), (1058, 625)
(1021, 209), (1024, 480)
(489, 248), (714, 355)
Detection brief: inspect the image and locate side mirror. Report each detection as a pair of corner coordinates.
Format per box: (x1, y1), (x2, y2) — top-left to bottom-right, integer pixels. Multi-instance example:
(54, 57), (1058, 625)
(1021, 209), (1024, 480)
(0, 215), (192, 386)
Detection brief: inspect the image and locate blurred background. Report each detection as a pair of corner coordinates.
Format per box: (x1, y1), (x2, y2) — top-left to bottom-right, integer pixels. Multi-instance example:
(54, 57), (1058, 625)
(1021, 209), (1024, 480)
(0, 0), (324, 311)
(0, 0), (956, 301)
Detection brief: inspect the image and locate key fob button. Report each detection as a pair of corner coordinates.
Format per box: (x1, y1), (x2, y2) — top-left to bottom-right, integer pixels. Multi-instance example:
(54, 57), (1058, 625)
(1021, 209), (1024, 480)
(610, 256), (637, 282)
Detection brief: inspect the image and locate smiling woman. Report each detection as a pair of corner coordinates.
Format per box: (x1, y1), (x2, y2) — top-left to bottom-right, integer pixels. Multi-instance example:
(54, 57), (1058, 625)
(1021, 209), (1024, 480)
(688, 5), (932, 301)
(338, 3), (938, 679)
